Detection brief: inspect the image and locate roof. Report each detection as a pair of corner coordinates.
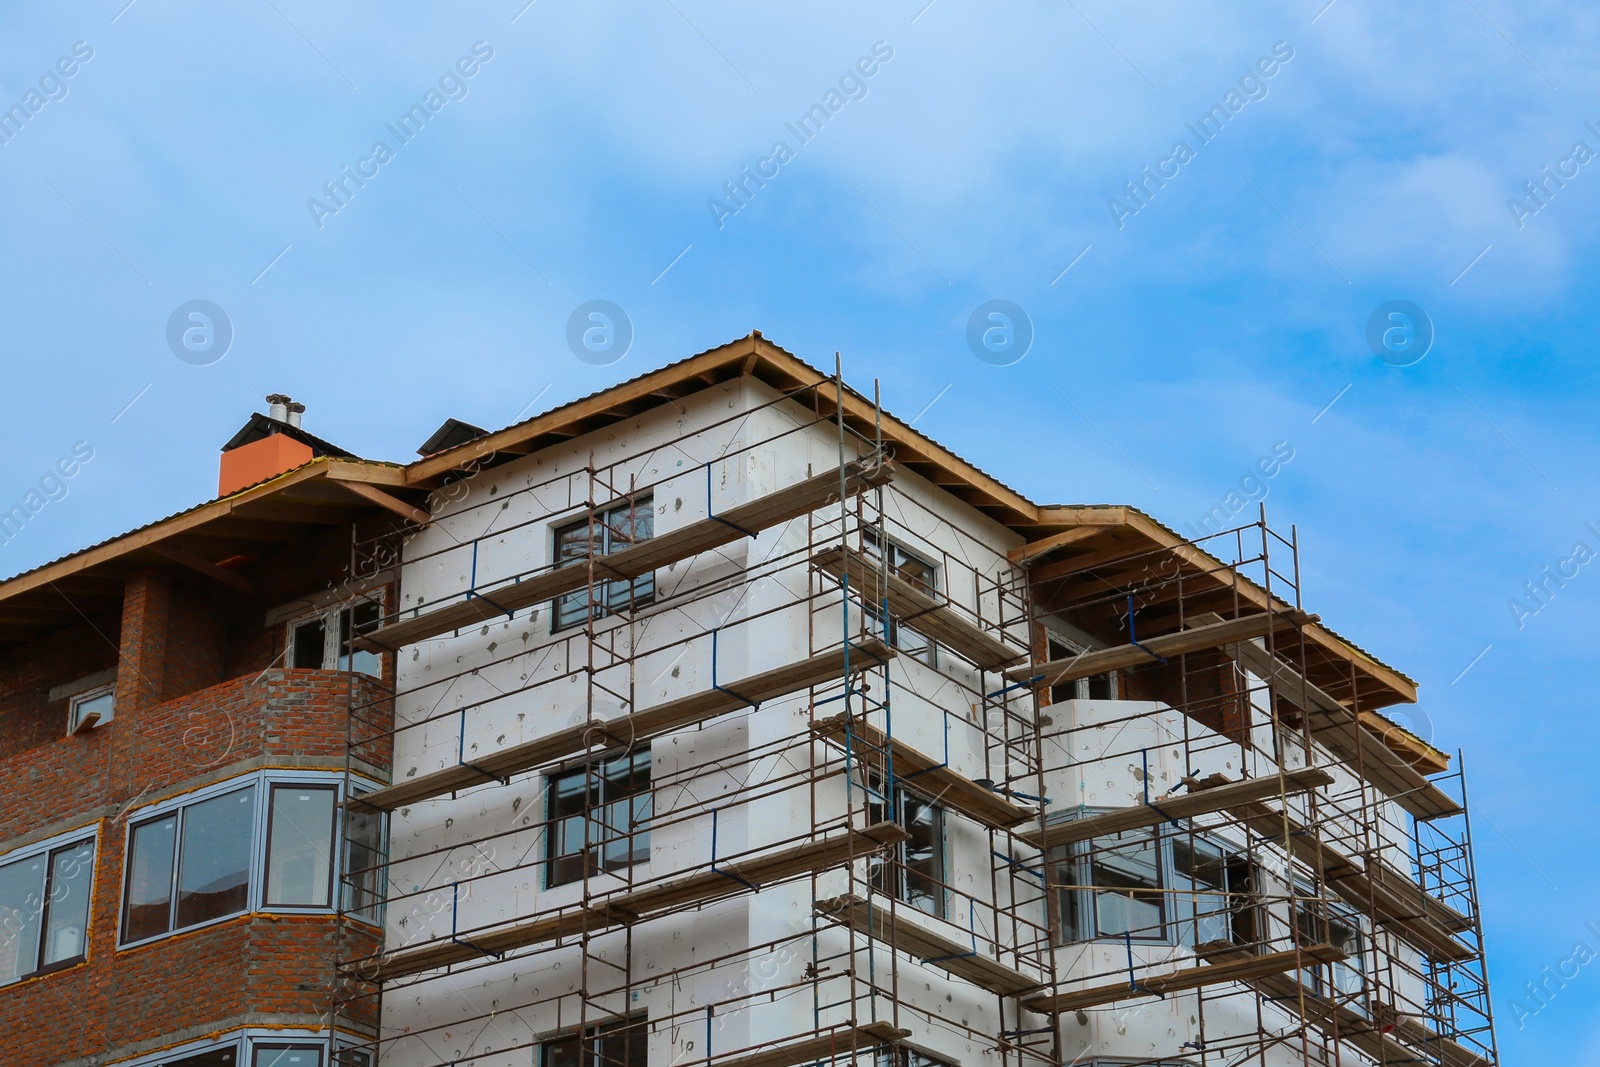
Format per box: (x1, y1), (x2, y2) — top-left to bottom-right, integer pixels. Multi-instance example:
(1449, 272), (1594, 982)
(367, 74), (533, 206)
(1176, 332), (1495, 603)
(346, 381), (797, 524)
(0, 331), (1421, 723)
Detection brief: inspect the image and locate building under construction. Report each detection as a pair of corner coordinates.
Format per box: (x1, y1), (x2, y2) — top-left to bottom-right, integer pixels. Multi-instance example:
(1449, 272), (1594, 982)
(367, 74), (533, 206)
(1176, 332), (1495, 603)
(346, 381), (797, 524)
(0, 334), (1496, 1067)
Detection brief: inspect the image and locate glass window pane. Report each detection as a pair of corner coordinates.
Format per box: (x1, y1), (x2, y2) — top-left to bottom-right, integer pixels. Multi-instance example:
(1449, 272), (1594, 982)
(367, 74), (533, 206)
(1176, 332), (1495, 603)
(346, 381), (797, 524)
(1091, 829), (1163, 939)
(0, 852), (46, 981)
(338, 605), (382, 677)
(124, 816), (177, 942)
(166, 1044), (240, 1067)
(902, 794), (943, 918)
(343, 802), (386, 921)
(176, 787), (256, 929)
(266, 786), (335, 907)
(253, 1045), (323, 1067)
(543, 1034), (582, 1067)
(41, 842), (94, 966)
(292, 618), (327, 669)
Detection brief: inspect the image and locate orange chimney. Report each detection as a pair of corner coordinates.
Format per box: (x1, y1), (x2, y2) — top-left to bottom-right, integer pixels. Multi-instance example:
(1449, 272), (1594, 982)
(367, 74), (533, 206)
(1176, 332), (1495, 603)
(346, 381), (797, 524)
(218, 394), (350, 497)
(219, 433), (314, 496)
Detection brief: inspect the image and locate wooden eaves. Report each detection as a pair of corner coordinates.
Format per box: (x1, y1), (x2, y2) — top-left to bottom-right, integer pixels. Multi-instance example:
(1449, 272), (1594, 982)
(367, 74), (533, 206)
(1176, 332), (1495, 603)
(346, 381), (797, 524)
(0, 457), (418, 649)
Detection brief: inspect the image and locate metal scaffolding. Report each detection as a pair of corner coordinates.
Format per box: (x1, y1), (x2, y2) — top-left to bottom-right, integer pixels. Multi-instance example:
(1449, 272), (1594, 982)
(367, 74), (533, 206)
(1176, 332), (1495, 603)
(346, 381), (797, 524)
(322, 369), (1495, 1067)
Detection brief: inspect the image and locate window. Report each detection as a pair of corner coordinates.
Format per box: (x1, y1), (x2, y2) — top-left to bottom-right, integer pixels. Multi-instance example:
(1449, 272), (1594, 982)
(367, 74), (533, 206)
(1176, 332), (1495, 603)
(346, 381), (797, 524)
(862, 528), (937, 664)
(166, 1048), (239, 1067)
(542, 1016), (648, 1067)
(121, 772), (373, 945)
(287, 600), (383, 677)
(1173, 837), (1256, 949)
(264, 785), (336, 908)
(252, 1046), (323, 1067)
(1052, 826), (1258, 946)
(547, 749), (652, 888)
(69, 684), (115, 733)
(553, 495), (655, 630)
(0, 834), (96, 985)
(1296, 896), (1366, 999)
(342, 796), (387, 923)
(1045, 636), (1114, 703)
(867, 774), (945, 918)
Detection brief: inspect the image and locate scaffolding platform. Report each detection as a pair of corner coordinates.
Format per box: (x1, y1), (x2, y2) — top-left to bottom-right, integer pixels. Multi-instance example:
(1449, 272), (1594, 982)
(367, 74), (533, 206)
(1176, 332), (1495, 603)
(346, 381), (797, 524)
(356, 458), (895, 653)
(717, 1021), (911, 1067)
(1005, 610), (1315, 688)
(1200, 944), (1490, 1067)
(1018, 942), (1345, 1015)
(359, 638), (896, 811)
(1017, 767), (1334, 850)
(355, 821), (910, 981)
(810, 713), (1036, 830)
(812, 545), (1025, 670)
(1195, 613), (1460, 820)
(1230, 801), (1476, 962)
(814, 893), (1043, 997)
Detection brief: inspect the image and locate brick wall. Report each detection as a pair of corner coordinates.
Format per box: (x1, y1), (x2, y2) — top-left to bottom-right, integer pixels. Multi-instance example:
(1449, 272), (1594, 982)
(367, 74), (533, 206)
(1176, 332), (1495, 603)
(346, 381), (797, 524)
(0, 568), (392, 1067)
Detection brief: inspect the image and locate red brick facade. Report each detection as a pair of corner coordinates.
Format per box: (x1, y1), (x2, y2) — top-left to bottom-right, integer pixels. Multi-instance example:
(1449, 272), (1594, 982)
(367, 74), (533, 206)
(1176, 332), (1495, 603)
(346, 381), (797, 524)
(0, 565), (392, 1067)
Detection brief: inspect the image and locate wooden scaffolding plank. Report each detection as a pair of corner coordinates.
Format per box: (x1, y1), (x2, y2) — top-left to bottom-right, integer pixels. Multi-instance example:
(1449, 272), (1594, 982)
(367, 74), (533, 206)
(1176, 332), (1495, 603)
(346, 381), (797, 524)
(359, 639), (896, 811)
(1186, 612), (1454, 816)
(814, 894), (1043, 997)
(1019, 943), (1346, 1015)
(1201, 944), (1485, 1066)
(357, 458), (894, 652)
(1004, 610), (1315, 686)
(360, 822), (910, 981)
(810, 713), (1035, 830)
(1016, 767), (1334, 850)
(812, 545), (1026, 670)
(716, 1021), (910, 1067)
(1230, 802), (1476, 963)
(1201, 619), (1461, 820)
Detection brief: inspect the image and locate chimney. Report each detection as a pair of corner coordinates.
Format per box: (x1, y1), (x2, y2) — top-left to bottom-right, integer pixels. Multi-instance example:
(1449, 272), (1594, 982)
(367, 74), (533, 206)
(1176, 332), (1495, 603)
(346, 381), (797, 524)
(217, 393), (316, 496)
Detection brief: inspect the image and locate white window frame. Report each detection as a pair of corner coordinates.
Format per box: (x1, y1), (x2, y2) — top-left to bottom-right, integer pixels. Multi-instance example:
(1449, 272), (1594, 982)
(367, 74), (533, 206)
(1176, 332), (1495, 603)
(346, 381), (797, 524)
(117, 770), (378, 949)
(284, 594), (385, 676)
(0, 823), (100, 987)
(68, 682), (116, 734)
(109, 1027), (342, 1067)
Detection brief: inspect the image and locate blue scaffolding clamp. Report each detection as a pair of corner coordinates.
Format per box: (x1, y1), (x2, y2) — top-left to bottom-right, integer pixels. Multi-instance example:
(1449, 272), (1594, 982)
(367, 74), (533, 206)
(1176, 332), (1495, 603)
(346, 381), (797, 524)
(449, 881), (504, 961)
(705, 462), (759, 538)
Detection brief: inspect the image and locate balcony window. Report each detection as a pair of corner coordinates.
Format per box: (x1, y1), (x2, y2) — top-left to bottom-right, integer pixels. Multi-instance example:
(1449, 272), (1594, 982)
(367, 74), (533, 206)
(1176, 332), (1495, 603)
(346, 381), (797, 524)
(287, 600), (383, 677)
(0, 834), (96, 985)
(120, 1033), (338, 1067)
(1045, 636), (1114, 703)
(120, 771), (379, 946)
(1296, 895), (1366, 998)
(1053, 825), (1258, 946)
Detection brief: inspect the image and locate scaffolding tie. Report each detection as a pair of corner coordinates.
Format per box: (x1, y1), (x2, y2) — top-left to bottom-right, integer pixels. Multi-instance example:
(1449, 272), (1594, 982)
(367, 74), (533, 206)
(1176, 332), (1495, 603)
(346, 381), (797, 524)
(1142, 748), (1180, 829)
(465, 541), (516, 619)
(708, 808), (761, 891)
(1126, 594), (1167, 665)
(710, 630), (760, 710)
(705, 463), (759, 538)
(449, 882), (505, 961)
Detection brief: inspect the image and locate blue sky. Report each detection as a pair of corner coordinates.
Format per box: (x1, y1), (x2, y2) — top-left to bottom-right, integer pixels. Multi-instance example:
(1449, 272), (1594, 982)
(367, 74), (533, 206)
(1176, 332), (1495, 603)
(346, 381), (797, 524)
(1, 0), (1595, 1057)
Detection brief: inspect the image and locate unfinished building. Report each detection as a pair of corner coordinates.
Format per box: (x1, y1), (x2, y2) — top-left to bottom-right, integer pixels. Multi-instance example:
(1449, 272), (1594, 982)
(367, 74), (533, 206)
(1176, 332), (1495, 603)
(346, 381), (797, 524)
(0, 334), (1496, 1067)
